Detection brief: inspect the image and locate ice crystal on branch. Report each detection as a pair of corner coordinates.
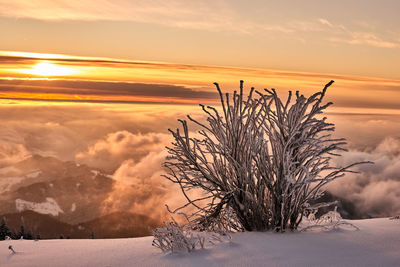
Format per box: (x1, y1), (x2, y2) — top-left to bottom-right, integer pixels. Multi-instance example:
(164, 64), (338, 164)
(163, 81), (370, 232)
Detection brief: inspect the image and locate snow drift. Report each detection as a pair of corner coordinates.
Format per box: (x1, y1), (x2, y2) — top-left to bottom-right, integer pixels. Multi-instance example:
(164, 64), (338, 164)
(1, 218), (399, 267)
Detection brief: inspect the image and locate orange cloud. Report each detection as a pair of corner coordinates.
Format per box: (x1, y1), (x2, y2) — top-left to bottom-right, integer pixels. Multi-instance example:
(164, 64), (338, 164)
(76, 131), (171, 172)
(2, 51), (400, 111)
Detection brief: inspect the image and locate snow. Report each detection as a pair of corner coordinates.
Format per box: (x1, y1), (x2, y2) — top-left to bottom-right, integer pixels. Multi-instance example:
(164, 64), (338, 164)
(90, 170), (114, 179)
(25, 171), (41, 178)
(15, 198), (64, 216)
(91, 169), (113, 179)
(0, 166), (20, 175)
(0, 168), (41, 194)
(0, 176), (25, 193)
(1, 218), (399, 267)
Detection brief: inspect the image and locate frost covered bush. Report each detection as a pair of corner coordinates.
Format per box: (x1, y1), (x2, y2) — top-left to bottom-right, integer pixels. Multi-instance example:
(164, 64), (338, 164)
(152, 217), (197, 253)
(152, 211), (230, 253)
(163, 81), (369, 232)
(301, 206), (359, 232)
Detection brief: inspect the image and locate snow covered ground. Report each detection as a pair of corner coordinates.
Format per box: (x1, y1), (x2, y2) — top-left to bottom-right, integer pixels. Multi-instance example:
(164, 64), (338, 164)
(1, 218), (399, 267)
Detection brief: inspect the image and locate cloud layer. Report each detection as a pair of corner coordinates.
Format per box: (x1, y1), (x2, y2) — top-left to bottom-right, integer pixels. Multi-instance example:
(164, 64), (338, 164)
(329, 137), (400, 217)
(0, 79), (218, 103)
(1, 99), (400, 218)
(76, 131), (171, 172)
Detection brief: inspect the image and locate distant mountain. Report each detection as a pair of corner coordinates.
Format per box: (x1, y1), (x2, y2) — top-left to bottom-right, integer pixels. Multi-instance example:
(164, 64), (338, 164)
(1, 210), (160, 239)
(1, 210), (77, 239)
(0, 155), (165, 226)
(0, 155), (116, 224)
(77, 211), (160, 238)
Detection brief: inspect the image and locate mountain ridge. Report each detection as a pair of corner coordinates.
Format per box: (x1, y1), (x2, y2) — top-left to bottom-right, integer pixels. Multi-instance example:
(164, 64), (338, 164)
(1, 210), (160, 239)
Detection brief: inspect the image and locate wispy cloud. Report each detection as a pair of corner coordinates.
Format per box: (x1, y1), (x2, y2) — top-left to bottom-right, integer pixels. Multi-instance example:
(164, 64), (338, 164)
(0, 0), (299, 36)
(0, 1), (323, 35)
(329, 34), (399, 48)
(0, 0), (244, 32)
(317, 18), (400, 48)
(1, 1), (398, 49)
(318, 18), (333, 28)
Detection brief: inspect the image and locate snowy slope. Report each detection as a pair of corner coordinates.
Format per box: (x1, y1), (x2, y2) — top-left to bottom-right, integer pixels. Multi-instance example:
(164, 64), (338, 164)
(0, 176), (25, 194)
(1, 218), (399, 267)
(15, 198), (64, 216)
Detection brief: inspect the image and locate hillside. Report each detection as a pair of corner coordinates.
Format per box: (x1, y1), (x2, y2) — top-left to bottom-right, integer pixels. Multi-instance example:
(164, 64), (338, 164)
(1, 210), (160, 239)
(0, 155), (166, 226)
(1, 218), (399, 266)
(0, 155), (115, 224)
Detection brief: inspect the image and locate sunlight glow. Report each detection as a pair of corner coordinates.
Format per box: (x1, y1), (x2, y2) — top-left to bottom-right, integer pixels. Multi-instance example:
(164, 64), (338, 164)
(18, 61), (79, 76)
(0, 51), (75, 60)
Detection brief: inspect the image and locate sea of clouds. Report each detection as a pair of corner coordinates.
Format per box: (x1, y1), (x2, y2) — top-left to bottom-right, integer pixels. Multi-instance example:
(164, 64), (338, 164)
(1, 102), (399, 219)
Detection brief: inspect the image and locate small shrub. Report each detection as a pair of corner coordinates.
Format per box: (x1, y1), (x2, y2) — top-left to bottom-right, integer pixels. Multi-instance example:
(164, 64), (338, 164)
(152, 217), (197, 253)
(152, 209), (230, 253)
(301, 206), (359, 232)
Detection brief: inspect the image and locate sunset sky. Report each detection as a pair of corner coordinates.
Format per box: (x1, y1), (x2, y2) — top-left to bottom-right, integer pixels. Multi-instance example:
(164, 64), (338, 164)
(1, 1), (400, 218)
(1, 0), (400, 78)
(0, 0), (400, 108)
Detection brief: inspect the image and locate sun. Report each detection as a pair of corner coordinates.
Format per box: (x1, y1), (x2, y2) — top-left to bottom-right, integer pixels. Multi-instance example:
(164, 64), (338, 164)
(18, 61), (79, 76)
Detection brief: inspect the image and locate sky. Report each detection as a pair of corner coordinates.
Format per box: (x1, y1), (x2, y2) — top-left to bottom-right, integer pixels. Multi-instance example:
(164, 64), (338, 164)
(1, 0), (400, 78)
(0, 1), (400, 219)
